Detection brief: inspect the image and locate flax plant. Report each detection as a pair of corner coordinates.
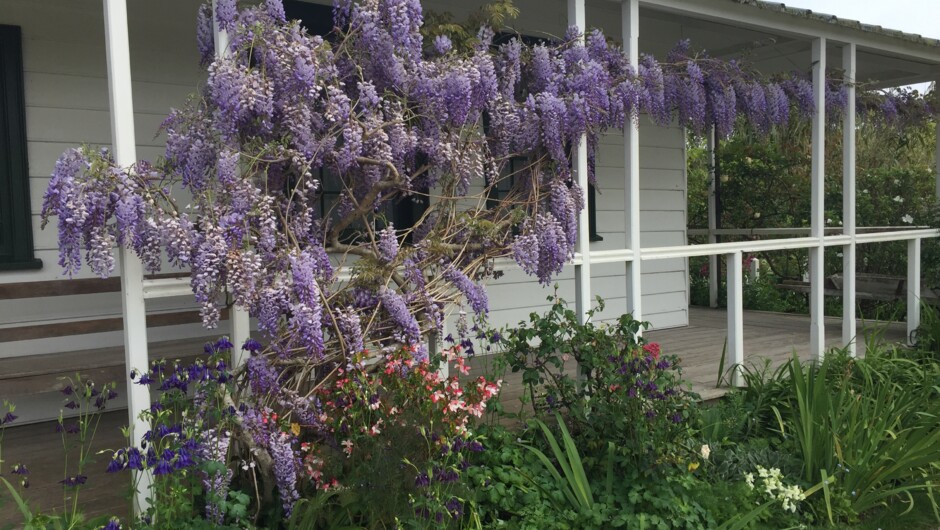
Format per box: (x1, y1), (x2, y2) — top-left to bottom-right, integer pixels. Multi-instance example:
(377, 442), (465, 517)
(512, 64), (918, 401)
(771, 352), (940, 519)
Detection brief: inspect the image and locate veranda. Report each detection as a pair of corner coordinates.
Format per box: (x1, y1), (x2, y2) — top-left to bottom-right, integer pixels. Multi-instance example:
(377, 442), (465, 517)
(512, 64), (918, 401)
(0, 0), (938, 520)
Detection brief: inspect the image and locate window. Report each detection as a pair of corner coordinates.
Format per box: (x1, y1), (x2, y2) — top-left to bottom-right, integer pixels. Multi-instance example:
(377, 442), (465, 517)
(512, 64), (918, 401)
(0, 25), (41, 270)
(286, 2), (429, 244)
(490, 32), (603, 242)
(486, 156), (525, 208)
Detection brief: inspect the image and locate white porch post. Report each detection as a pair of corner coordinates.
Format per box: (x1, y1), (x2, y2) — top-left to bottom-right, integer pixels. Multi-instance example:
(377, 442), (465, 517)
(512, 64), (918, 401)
(212, 0), (230, 54)
(103, 0), (151, 514)
(623, 0), (643, 327)
(727, 251), (744, 387)
(231, 307), (251, 367)
(907, 238), (921, 346)
(212, 0), (250, 367)
(842, 43), (857, 356)
(707, 127), (719, 308)
(809, 37), (826, 359)
(569, 0), (592, 324)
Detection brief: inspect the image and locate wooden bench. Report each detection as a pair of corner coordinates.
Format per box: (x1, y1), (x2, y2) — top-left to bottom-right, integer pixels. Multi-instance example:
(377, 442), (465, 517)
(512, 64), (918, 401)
(0, 275), (222, 400)
(777, 274), (940, 304)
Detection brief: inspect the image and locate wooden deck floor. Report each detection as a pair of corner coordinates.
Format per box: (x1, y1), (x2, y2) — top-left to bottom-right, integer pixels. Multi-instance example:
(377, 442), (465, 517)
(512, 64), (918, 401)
(0, 307), (908, 527)
(647, 307), (907, 400)
(462, 306), (908, 410)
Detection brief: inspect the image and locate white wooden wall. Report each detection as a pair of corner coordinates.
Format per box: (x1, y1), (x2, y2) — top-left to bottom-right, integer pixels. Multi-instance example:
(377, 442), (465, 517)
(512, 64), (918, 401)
(484, 125), (689, 332)
(0, 0), (209, 360)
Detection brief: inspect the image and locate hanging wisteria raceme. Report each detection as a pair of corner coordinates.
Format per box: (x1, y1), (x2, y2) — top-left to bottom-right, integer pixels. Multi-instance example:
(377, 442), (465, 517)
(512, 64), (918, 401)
(41, 1), (937, 401)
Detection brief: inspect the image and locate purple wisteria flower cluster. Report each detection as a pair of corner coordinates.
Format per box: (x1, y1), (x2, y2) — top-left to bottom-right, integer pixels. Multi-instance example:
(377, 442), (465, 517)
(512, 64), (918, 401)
(38, 0), (935, 410)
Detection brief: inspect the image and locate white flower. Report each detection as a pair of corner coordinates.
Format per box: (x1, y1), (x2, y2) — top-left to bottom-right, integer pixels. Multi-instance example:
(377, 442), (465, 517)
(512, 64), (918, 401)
(893, 195), (904, 203)
(902, 214), (914, 224)
(862, 189), (869, 194)
(894, 179), (901, 185)
(700, 444), (711, 460)
(744, 472), (755, 489)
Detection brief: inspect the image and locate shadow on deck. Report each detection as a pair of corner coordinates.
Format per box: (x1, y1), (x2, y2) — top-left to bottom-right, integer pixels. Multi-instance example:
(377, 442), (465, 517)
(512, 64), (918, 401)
(0, 307), (909, 527)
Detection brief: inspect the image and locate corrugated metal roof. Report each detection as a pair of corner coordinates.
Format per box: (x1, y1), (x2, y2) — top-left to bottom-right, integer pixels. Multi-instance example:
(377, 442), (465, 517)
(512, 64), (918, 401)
(732, 0), (940, 49)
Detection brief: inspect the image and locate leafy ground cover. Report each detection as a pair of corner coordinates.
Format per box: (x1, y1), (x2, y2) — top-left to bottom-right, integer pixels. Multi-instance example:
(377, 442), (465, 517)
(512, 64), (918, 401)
(2, 297), (938, 529)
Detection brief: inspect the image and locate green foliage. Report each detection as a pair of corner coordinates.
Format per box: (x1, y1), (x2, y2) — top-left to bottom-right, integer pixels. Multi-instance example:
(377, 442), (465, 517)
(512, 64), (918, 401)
(687, 117), (940, 317)
(421, 0), (519, 53)
(495, 293), (698, 472)
(520, 414), (599, 512)
(913, 302), (940, 356)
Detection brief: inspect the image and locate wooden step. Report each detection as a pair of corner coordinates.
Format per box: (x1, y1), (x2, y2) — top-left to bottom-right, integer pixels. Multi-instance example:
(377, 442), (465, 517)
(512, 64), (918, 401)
(0, 337), (214, 399)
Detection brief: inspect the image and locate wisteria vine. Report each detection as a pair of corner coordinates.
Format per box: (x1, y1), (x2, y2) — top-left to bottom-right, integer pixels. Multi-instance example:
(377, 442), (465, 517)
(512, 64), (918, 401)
(40, 0), (936, 399)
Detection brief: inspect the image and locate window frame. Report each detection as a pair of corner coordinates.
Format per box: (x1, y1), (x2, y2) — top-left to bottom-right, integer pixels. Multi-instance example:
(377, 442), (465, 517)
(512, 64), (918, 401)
(0, 25), (41, 271)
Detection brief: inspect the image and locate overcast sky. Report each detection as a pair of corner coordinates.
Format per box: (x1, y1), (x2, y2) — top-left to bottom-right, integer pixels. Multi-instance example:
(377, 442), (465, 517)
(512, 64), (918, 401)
(779, 0), (940, 40)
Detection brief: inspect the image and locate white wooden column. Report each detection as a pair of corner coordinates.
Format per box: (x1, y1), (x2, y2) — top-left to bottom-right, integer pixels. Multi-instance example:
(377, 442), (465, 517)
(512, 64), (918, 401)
(842, 43), (857, 356)
(212, 0), (230, 54)
(623, 0), (643, 327)
(907, 238), (921, 346)
(727, 251), (744, 387)
(231, 307), (251, 367)
(707, 127), (719, 308)
(212, 0), (251, 366)
(809, 37), (826, 359)
(103, 0), (151, 514)
(569, 0), (592, 324)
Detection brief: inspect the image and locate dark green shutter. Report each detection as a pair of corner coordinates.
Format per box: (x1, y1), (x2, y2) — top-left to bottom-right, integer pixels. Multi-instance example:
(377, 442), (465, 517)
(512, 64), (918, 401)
(0, 25), (41, 270)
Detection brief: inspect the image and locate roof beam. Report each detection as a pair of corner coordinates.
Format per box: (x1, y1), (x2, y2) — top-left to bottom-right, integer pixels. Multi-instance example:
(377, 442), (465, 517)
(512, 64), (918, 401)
(635, 0), (940, 65)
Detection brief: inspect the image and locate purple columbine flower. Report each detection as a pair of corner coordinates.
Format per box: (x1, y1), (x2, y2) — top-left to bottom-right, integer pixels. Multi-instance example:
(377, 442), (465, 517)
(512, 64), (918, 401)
(106, 455), (125, 473)
(127, 448), (144, 470)
(415, 472), (430, 488)
(445, 497), (464, 518)
(153, 459), (173, 476)
(242, 338), (263, 352)
(60, 475), (88, 487)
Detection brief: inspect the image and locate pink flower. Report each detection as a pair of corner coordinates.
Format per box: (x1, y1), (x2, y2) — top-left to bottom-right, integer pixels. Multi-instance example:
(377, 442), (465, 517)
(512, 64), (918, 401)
(455, 358), (470, 375)
(341, 439), (354, 457)
(643, 343), (661, 359)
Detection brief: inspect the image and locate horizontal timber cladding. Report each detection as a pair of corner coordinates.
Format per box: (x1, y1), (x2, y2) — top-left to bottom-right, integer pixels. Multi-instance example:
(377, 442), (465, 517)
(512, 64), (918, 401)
(0, 308), (228, 343)
(0, 0), (689, 384)
(459, 123), (689, 334)
(0, 272), (187, 301)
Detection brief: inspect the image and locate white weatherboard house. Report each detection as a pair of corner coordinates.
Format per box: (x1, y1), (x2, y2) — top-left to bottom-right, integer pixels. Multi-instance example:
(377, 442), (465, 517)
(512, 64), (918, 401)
(1, 0), (939, 431)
